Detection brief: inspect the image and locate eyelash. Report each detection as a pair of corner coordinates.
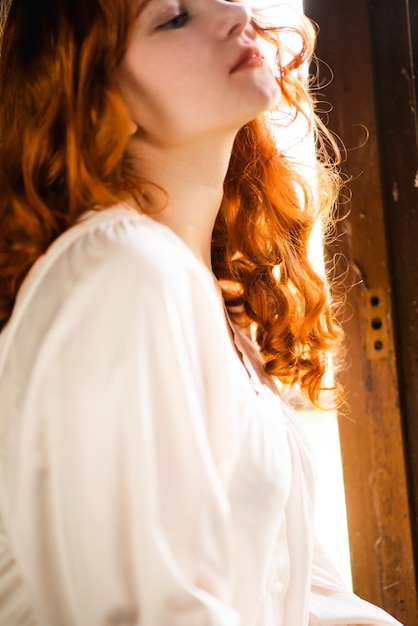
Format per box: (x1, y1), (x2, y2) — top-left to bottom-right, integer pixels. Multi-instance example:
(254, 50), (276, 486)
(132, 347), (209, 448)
(157, 11), (189, 30)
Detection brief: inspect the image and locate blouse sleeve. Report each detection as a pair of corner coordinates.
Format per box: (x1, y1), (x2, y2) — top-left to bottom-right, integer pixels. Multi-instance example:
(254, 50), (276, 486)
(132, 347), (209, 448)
(309, 538), (403, 626)
(5, 220), (240, 625)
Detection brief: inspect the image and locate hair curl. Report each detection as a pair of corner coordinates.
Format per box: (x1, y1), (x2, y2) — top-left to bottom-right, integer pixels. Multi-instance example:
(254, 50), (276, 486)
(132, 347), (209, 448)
(214, 9), (344, 407)
(0, 1), (343, 407)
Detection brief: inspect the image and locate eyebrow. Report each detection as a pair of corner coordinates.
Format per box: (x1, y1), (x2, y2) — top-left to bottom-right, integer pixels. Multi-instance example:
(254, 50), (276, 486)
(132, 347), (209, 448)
(136, 0), (153, 16)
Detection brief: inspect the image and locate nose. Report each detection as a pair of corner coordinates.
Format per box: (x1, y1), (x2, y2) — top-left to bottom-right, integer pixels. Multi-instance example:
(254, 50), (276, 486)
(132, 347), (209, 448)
(215, 0), (253, 39)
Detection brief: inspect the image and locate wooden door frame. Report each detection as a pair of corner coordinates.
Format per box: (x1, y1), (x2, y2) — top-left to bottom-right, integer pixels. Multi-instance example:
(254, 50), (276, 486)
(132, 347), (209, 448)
(303, 1), (418, 623)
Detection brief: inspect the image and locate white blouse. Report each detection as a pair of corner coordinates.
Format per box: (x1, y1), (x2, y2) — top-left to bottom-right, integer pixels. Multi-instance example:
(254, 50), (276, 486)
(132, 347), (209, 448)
(0, 205), (402, 626)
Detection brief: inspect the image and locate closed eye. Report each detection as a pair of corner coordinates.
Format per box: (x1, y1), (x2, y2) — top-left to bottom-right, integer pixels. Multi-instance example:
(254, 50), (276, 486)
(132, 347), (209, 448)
(157, 11), (189, 30)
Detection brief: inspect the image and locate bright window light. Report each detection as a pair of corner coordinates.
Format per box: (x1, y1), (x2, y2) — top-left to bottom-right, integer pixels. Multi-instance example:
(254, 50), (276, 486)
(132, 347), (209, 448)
(252, 0), (353, 590)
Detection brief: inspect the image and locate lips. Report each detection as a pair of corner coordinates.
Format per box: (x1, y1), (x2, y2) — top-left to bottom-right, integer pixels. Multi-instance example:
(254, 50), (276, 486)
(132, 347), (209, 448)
(229, 46), (264, 74)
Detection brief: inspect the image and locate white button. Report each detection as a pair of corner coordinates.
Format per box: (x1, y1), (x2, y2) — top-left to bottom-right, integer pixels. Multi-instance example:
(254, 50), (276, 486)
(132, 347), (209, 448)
(270, 581), (283, 596)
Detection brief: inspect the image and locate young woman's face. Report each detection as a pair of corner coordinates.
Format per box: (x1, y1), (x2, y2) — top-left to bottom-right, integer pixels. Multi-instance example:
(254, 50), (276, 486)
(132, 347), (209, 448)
(118, 0), (281, 148)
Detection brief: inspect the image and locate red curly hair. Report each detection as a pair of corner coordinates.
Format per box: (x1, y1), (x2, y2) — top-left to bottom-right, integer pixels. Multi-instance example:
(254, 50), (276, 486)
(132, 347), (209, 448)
(0, 0), (343, 406)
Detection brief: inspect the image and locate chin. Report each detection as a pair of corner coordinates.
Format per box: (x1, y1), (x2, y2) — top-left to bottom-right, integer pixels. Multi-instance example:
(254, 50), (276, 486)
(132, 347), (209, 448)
(245, 87), (282, 122)
(262, 82), (282, 109)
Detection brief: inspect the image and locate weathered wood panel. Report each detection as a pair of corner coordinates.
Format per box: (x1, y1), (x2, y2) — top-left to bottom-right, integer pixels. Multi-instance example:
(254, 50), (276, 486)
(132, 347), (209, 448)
(367, 0), (418, 565)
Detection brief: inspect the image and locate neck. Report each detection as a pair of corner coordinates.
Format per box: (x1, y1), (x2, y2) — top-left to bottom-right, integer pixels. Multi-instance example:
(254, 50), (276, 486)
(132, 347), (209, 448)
(128, 135), (235, 270)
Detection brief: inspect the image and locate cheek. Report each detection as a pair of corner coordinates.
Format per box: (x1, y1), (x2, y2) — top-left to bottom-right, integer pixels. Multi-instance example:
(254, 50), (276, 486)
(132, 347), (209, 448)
(121, 75), (198, 124)
(118, 59), (156, 120)
(118, 67), (192, 141)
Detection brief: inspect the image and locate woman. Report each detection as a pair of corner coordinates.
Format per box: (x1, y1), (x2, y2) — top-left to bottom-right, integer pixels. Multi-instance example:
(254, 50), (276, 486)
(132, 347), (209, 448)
(0, 0), (403, 624)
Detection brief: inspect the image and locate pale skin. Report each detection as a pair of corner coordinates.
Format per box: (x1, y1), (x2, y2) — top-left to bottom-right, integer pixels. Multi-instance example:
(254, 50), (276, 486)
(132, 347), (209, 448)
(118, 0), (281, 271)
